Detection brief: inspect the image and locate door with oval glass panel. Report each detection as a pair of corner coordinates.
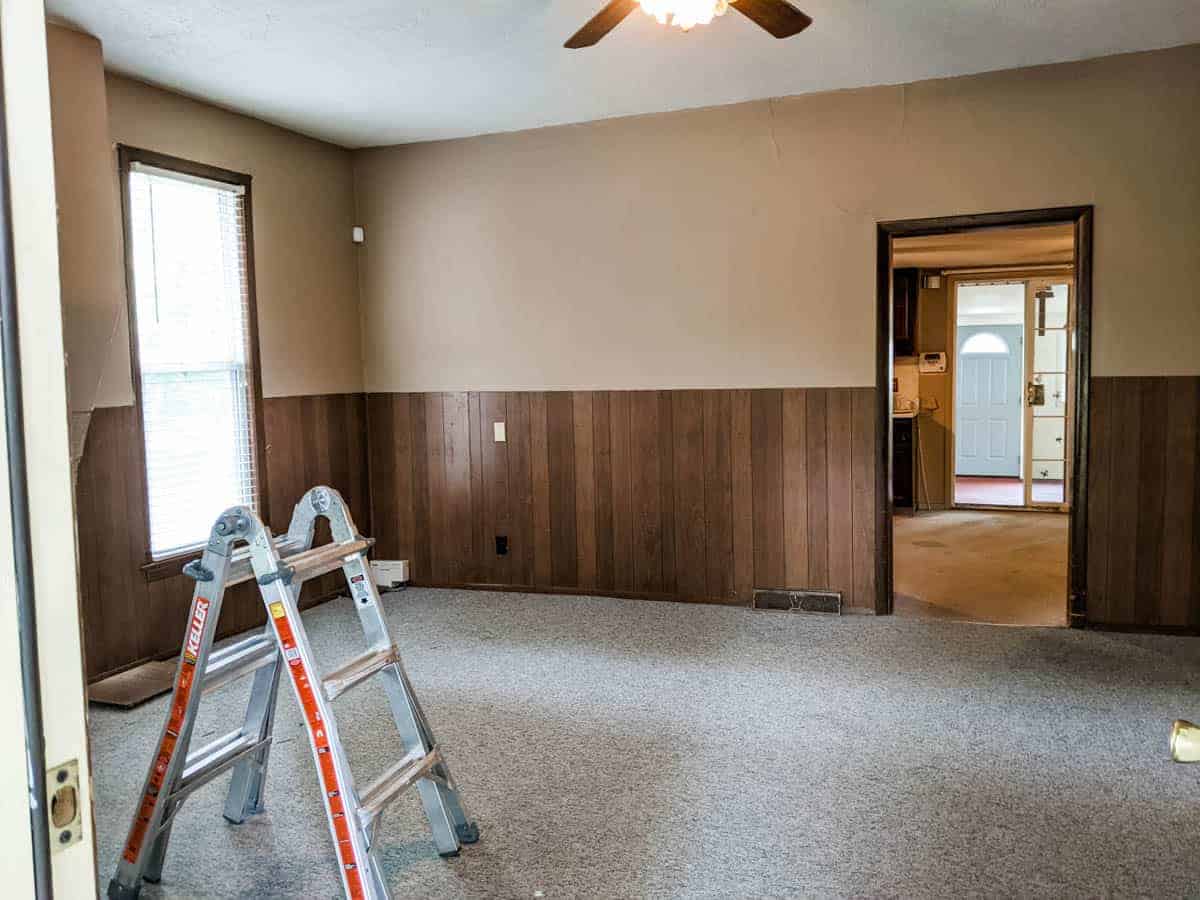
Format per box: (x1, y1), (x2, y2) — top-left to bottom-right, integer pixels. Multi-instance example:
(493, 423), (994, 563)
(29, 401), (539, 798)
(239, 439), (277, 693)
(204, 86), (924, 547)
(1024, 278), (1074, 508)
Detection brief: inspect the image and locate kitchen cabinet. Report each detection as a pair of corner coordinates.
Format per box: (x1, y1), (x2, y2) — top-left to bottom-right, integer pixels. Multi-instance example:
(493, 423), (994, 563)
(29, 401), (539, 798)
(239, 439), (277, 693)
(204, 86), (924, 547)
(893, 416), (915, 509)
(893, 267), (919, 358)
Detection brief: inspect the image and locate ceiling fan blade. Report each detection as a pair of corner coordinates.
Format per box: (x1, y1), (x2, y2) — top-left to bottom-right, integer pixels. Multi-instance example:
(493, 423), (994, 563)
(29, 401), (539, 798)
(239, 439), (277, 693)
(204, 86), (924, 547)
(731, 0), (813, 39)
(565, 0), (639, 49)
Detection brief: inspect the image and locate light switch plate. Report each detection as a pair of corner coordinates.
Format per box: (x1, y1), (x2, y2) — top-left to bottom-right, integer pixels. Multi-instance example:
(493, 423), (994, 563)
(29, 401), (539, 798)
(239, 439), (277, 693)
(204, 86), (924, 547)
(493, 421), (506, 442)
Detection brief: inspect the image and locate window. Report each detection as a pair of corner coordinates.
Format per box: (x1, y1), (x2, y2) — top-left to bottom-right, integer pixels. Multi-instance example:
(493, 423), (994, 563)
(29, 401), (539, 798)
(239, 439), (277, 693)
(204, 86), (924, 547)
(120, 148), (264, 562)
(960, 332), (1011, 355)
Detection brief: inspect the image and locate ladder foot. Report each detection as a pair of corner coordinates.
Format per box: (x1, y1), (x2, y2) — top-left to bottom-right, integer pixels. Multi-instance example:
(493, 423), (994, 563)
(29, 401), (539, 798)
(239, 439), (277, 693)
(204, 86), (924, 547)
(223, 802), (265, 825)
(455, 821), (481, 845)
(106, 878), (141, 900)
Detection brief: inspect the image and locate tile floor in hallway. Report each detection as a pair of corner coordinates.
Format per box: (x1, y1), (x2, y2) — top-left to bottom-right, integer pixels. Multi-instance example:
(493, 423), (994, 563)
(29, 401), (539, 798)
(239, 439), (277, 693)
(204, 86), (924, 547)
(953, 476), (1065, 506)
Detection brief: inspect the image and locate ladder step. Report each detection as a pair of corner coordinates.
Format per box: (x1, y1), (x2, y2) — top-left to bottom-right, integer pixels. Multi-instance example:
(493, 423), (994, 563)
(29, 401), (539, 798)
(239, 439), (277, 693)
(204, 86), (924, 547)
(202, 634), (277, 694)
(322, 645), (398, 701)
(284, 537), (374, 584)
(233, 537), (375, 588)
(175, 731), (271, 801)
(357, 747), (441, 828)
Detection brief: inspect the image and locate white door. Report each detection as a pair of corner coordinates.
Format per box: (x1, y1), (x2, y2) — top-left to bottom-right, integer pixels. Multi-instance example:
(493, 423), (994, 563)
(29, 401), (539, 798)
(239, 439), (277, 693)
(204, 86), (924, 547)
(0, 5), (96, 894)
(955, 324), (1023, 477)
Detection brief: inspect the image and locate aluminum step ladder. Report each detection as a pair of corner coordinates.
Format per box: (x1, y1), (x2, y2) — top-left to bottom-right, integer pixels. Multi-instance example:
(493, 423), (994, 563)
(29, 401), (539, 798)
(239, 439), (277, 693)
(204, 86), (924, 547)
(107, 486), (478, 900)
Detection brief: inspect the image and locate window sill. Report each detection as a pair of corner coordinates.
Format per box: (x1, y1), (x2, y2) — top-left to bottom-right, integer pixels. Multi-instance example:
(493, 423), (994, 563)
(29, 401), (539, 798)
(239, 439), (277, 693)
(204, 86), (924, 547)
(141, 548), (203, 583)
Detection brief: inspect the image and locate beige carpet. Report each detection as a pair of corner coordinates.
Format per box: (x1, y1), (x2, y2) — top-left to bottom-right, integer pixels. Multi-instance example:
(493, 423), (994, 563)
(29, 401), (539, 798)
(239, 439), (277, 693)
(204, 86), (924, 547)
(894, 509), (1068, 626)
(92, 589), (1200, 898)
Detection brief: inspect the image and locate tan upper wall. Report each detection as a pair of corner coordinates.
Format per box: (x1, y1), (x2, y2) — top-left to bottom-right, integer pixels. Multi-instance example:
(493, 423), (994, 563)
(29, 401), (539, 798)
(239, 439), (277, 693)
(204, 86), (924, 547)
(354, 44), (1200, 391)
(45, 27), (126, 455)
(93, 70), (363, 403)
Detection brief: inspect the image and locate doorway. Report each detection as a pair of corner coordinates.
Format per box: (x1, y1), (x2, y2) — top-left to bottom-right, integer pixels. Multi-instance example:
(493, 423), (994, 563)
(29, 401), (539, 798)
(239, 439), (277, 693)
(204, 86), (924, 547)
(950, 275), (1076, 510)
(874, 208), (1093, 626)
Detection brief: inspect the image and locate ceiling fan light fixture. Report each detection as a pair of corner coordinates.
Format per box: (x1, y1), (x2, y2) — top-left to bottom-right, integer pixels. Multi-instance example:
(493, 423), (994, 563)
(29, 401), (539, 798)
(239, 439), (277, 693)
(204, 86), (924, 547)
(638, 0), (735, 31)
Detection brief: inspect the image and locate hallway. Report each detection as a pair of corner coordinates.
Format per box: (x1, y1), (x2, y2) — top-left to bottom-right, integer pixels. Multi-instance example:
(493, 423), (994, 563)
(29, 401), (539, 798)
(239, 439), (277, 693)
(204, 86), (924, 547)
(894, 509), (1068, 626)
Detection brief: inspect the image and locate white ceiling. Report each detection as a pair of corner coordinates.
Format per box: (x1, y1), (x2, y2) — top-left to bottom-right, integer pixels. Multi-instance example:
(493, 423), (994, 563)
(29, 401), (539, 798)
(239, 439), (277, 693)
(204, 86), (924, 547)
(46, 1), (1200, 148)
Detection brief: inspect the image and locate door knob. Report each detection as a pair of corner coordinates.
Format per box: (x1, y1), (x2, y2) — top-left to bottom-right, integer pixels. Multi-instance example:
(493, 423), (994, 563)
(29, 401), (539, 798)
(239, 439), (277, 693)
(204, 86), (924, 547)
(1026, 383), (1046, 406)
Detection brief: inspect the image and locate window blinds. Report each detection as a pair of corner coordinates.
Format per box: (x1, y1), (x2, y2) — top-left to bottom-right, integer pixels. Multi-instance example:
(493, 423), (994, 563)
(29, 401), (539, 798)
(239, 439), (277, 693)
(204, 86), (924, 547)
(127, 164), (259, 559)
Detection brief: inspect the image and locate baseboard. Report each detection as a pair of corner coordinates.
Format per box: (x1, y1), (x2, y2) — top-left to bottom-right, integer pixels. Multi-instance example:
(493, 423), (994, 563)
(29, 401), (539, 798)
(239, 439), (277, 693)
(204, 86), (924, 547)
(1084, 622), (1200, 637)
(406, 580), (750, 609)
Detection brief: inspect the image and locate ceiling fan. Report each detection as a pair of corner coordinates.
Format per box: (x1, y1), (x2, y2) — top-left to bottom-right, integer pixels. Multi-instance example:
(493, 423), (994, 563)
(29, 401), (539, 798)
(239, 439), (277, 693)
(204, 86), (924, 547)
(565, 0), (812, 49)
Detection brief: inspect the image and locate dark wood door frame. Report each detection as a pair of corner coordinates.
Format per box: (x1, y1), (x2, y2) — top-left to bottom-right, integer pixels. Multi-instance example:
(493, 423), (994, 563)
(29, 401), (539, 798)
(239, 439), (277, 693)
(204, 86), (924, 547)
(875, 206), (1094, 626)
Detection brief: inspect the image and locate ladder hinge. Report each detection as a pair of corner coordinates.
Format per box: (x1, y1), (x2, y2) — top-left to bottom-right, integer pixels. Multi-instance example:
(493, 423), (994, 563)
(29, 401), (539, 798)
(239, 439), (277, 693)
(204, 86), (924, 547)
(183, 560), (214, 582)
(257, 563), (294, 587)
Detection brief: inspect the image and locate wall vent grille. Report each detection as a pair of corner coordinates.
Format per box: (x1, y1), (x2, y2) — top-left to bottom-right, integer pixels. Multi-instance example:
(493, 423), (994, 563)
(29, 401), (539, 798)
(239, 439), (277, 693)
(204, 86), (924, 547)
(753, 589), (843, 615)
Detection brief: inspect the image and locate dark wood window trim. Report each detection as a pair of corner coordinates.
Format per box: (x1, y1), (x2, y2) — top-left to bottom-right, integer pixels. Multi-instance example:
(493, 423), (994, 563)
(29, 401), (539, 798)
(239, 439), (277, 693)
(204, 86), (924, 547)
(117, 146), (270, 583)
(875, 206), (1094, 625)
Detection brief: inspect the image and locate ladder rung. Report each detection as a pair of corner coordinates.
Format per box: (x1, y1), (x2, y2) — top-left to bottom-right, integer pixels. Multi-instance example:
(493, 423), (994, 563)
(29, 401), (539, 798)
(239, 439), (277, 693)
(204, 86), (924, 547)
(202, 634), (277, 695)
(229, 537), (375, 588)
(322, 645), (398, 701)
(357, 748), (441, 828)
(176, 731), (270, 800)
(282, 538), (374, 585)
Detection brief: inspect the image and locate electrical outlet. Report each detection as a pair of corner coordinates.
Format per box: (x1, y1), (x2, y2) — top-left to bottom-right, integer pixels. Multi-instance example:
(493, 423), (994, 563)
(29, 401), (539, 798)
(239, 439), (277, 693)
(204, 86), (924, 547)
(495, 535), (508, 556)
(493, 421), (506, 442)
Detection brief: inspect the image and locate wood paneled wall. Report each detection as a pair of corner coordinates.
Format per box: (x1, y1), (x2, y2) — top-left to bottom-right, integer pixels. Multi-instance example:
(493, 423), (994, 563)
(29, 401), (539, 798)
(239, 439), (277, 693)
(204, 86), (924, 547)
(76, 394), (369, 679)
(73, 376), (1200, 677)
(1087, 376), (1200, 628)
(366, 389), (879, 610)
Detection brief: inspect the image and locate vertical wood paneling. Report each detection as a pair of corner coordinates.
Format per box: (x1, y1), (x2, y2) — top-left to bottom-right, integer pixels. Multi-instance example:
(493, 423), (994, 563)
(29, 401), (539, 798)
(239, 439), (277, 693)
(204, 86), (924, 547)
(781, 389), (809, 589)
(443, 392), (473, 584)
(731, 390), (755, 603)
(529, 393), (553, 586)
(1086, 376), (1200, 630)
(391, 394), (415, 568)
(79, 394), (372, 680)
(673, 391), (707, 599)
(850, 388), (878, 611)
(751, 390), (785, 589)
(610, 391), (635, 592)
(81, 379), (1200, 680)
(1194, 389), (1200, 630)
(593, 392), (615, 592)
(1086, 378), (1114, 622)
(506, 392), (534, 587)
(547, 392), (578, 587)
(573, 391), (597, 590)
(1134, 378), (1167, 625)
(827, 389), (855, 604)
(703, 391), (734, 602)
(1106, 380), (1141, 624)
(479, 392), (510, 584)
(265, 396), (302, 534)
(467, 392), (486, 581)
(630, 391), (663, 592)
(658, 392), (677, 595)
(1161, 379), (1198, 627)
(424, 392), (448, 583)
(805, 389), (830, 588)
(366, 395), (397, 558)
(409, 393), (432, 581)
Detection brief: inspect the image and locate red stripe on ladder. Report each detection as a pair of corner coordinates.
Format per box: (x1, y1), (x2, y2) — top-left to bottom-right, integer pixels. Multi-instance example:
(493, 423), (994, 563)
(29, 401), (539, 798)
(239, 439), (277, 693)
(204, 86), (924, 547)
(269, 600), (369, 900)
